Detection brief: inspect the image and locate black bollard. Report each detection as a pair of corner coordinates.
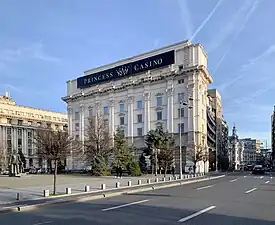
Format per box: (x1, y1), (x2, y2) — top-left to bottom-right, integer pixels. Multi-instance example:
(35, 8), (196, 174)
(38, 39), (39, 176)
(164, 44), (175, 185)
(16, 193), (20, 200)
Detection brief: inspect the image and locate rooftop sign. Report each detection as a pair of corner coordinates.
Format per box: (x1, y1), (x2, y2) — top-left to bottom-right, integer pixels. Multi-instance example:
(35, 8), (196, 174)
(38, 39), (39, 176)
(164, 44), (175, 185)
(77, 50), (175, 89)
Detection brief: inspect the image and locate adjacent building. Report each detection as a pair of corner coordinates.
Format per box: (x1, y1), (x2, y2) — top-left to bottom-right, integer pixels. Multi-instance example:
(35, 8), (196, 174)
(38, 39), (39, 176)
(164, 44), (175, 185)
(228, 125), (244, 170)
(206, 89), (229, 171)
(241, 138), (262, 165)
(0, 92), (68, 170)
(62, 40), (213, 173)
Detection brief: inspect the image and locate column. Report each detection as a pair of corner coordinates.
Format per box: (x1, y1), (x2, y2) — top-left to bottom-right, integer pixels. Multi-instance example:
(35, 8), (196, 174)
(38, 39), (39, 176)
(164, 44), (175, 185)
(127, 96), (134, 142)
(13, 127), (17, 151)
(108, 99), (115, 137)
(80, 105), (85, 142)
(67, 107), (73, 136)
(143, 92), (151, 135)
(166, 88), (174, 133)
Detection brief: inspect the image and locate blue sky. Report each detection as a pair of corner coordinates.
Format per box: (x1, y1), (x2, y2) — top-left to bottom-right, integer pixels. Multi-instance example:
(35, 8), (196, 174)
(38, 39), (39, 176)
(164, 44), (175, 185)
(0, 0), (274, 145)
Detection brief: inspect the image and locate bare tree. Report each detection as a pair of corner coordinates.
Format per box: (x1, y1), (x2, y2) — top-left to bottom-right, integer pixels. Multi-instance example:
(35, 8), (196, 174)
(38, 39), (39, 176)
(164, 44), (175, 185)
(158, 138), (175, 177)
(186, 144), (206, 173)
(0, 144), (8, 172)
(34, 128), (77, 195)
(83, 115), (113, 175)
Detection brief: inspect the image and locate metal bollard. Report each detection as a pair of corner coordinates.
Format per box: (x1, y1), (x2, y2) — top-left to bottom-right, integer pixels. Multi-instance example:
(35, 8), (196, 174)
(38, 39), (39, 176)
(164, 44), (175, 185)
(116, 182), (120, 188)
(128, 181), (132, 186)
(43, 190), (50, 197)
(101, 184), (106, 190)
(162, 177), (166, 182)
(169, 176), (172, 181)
(16, 193), (20, 200)
(155, 178), (159, 183)
(147, 179), (151, 184)
(66, 187), (71, 194)
(138, 179), (142, 185)
(84, 185), (90, 192)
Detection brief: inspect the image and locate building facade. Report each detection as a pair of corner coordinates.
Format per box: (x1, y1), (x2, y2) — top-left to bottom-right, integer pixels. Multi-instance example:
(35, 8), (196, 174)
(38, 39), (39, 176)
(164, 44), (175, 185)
(62, 40), (213, 173)
(0, 93), (68, 170)
(228, 125), (244, 170)
(241, 138), (262, 165)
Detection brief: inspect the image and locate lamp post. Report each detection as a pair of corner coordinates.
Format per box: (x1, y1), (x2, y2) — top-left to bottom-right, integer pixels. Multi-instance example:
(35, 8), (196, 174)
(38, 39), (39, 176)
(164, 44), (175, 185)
(179, 94), (193, 179)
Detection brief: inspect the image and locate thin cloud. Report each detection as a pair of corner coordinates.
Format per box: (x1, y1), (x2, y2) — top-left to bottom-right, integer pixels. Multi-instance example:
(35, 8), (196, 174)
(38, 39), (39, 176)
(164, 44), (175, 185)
(208, 0), (255, 53)
(213, 0), (261, 74)
(191, 0), (224, 42)
(178, 0), (193, 38)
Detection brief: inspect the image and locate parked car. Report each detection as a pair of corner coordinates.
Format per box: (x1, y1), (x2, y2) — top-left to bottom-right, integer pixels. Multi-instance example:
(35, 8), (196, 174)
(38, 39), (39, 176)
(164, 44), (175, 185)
(252, 165), (265, 175)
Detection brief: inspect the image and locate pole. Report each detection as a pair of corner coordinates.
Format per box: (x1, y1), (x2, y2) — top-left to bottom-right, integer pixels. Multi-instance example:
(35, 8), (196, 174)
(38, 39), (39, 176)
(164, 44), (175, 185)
(179, 98), (183, 179)
(155, 149), (158, 176)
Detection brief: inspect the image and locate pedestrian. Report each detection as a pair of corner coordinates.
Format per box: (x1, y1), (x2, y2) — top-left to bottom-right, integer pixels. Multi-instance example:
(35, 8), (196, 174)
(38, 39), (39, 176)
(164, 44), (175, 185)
(188, 166), (192, 174)
(116, 166), (119, 178)
(171, 166), (175, 177)
(193, 164), (196, 174)
(119, 166), (123, 178)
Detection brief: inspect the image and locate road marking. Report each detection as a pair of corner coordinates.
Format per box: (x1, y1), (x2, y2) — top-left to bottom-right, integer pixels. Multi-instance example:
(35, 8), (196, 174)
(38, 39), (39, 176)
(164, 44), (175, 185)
(101, 199), (149, 212)
(244, 176), (247, 178)
(260, 176), (263, 179)
(229, 178), (239, 182)
(196, 185), (213, 190)
(33, 221), (53, 225)
(178, 206), (216, 222)
(265, 181), (270, 184)
(245, 188), (258, 194)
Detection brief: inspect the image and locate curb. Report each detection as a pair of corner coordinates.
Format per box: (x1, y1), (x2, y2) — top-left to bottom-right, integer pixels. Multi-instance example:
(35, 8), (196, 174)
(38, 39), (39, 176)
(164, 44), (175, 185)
(0, 174), (225, 214)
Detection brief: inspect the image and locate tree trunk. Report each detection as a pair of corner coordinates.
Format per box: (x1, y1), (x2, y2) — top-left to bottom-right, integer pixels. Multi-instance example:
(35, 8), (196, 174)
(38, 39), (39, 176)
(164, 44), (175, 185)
(164, 164), (167, 177)
(53, 159), (58, 195)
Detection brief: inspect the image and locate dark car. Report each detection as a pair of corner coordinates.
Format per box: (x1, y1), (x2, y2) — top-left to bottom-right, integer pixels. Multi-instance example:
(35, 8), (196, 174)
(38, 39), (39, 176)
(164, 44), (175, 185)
(252, 165), (265, 175)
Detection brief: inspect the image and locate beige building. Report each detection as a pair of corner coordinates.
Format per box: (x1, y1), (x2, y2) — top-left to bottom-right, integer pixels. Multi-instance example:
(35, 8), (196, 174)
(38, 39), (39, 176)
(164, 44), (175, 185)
(0, 92), (68, 170)
(62, 40), (213, 173)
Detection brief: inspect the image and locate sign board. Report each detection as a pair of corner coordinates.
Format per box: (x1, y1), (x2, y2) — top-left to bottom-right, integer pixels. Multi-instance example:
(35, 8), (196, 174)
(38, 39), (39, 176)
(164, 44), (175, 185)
(77, 50), (175, 89)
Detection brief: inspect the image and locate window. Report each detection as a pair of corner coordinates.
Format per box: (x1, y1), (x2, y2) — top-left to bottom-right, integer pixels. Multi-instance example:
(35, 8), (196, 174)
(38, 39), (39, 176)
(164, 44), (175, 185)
(104, 106), (109, 115)
(178, 79), (184, 84)
(28, 131), (32, 138)
(7, 127), (11, 135)
(178, 108), (184, 117)
(157, 111), (162, 120)
(28, 139), (32, 146)
(88, 108), (93, 117)
(137, 128), (143, 136)
(7, 118), (12, 124)
(137, 100), (142, 109)
(47, 123), (51, 128)
(178, 92), (184, 103)
(178, 123), (184, 133)
(29, 158), (33, 167)
(120, 117), (124, 125)
(75, 123), (79, 131)
(75, 112), (80, 120)
(119, 103), (124, 112)
(156, 97), (162, 106)
(18, 138), (22, 147)
(202, 109), (205, 117)
(137, 114), (142, 123)
(104, 119), (109, 127)
(18, 120), (23, 125)
(202, 124), (204, 132)
(18, 129), (22, 136)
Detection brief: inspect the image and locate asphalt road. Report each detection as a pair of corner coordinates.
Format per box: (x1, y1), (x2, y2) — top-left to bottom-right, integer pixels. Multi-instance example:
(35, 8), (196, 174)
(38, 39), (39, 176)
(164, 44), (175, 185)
(0, 172), (274, 225)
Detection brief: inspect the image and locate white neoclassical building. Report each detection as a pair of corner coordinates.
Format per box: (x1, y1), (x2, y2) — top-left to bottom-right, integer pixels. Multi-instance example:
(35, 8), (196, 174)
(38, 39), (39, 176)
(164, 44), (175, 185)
(62, 40), (213, 173)
(0, 92), (68, 170)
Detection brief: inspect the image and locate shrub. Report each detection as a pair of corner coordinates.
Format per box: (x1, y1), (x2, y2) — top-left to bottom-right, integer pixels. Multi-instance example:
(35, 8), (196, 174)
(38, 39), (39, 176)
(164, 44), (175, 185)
(127, 160), (141, 176)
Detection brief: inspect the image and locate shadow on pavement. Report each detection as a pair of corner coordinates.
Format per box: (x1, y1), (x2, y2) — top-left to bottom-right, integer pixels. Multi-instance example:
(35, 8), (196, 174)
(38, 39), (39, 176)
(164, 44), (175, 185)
(0, 200), (274, 225)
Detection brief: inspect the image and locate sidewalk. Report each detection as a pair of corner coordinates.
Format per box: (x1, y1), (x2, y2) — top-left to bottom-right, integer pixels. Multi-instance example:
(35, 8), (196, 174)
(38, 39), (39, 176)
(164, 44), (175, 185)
(0, 174), (168, 206)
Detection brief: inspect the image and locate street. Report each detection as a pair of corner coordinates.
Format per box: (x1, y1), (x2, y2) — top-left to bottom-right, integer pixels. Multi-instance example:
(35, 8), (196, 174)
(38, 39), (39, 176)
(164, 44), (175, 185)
(0, 173), (274, 224)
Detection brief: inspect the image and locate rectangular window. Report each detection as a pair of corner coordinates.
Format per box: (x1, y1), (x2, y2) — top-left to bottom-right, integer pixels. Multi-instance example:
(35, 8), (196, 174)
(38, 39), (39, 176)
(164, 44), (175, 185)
(47, 123), (51, 128)
(137, 128), (143, 136)
(156, 97), (162, 106)
(75, 123), (79, 131)
(75, 112), (80, 120)
(104, 119), (109, 128)
(178, 92), (185, 103)
(119, 103), (124, 112)
(137, 100), (142, 109)
(120, 117), (124, 125)
(178, 79), (184, 84)
(18, 120), (23, 125)
(18, 138), (22, 146)
(88, 108), (93, 117)
(7, 118), (12, 124)
(28, 131), (32, 138)
(103, 106), (109, 115)
(18, 129), (22, 136)
(137, 114), (142, 123)
(157, 111), (162, 120)
(178, 123), (184, 133)
(178, 108), (184, 117)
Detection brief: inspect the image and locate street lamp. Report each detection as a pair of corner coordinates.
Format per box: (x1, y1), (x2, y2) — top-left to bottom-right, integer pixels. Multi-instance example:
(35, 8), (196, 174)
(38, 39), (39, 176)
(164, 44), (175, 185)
(179, 95), (193, 179)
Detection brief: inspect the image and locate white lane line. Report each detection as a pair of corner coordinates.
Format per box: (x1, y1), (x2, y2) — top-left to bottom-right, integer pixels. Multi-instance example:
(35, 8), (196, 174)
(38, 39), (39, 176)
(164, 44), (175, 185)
(265, 181), (270, 184)
(196, 185), (213, 190)
(245, 188), (258, 194)
(260, 176), (263, 179)
(178, 205), (216, 223)
(229, 178), (240, 182)
(244, 176), (247, 178)
(101, 199), (149, 212)
(33, 221), (53, 225)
